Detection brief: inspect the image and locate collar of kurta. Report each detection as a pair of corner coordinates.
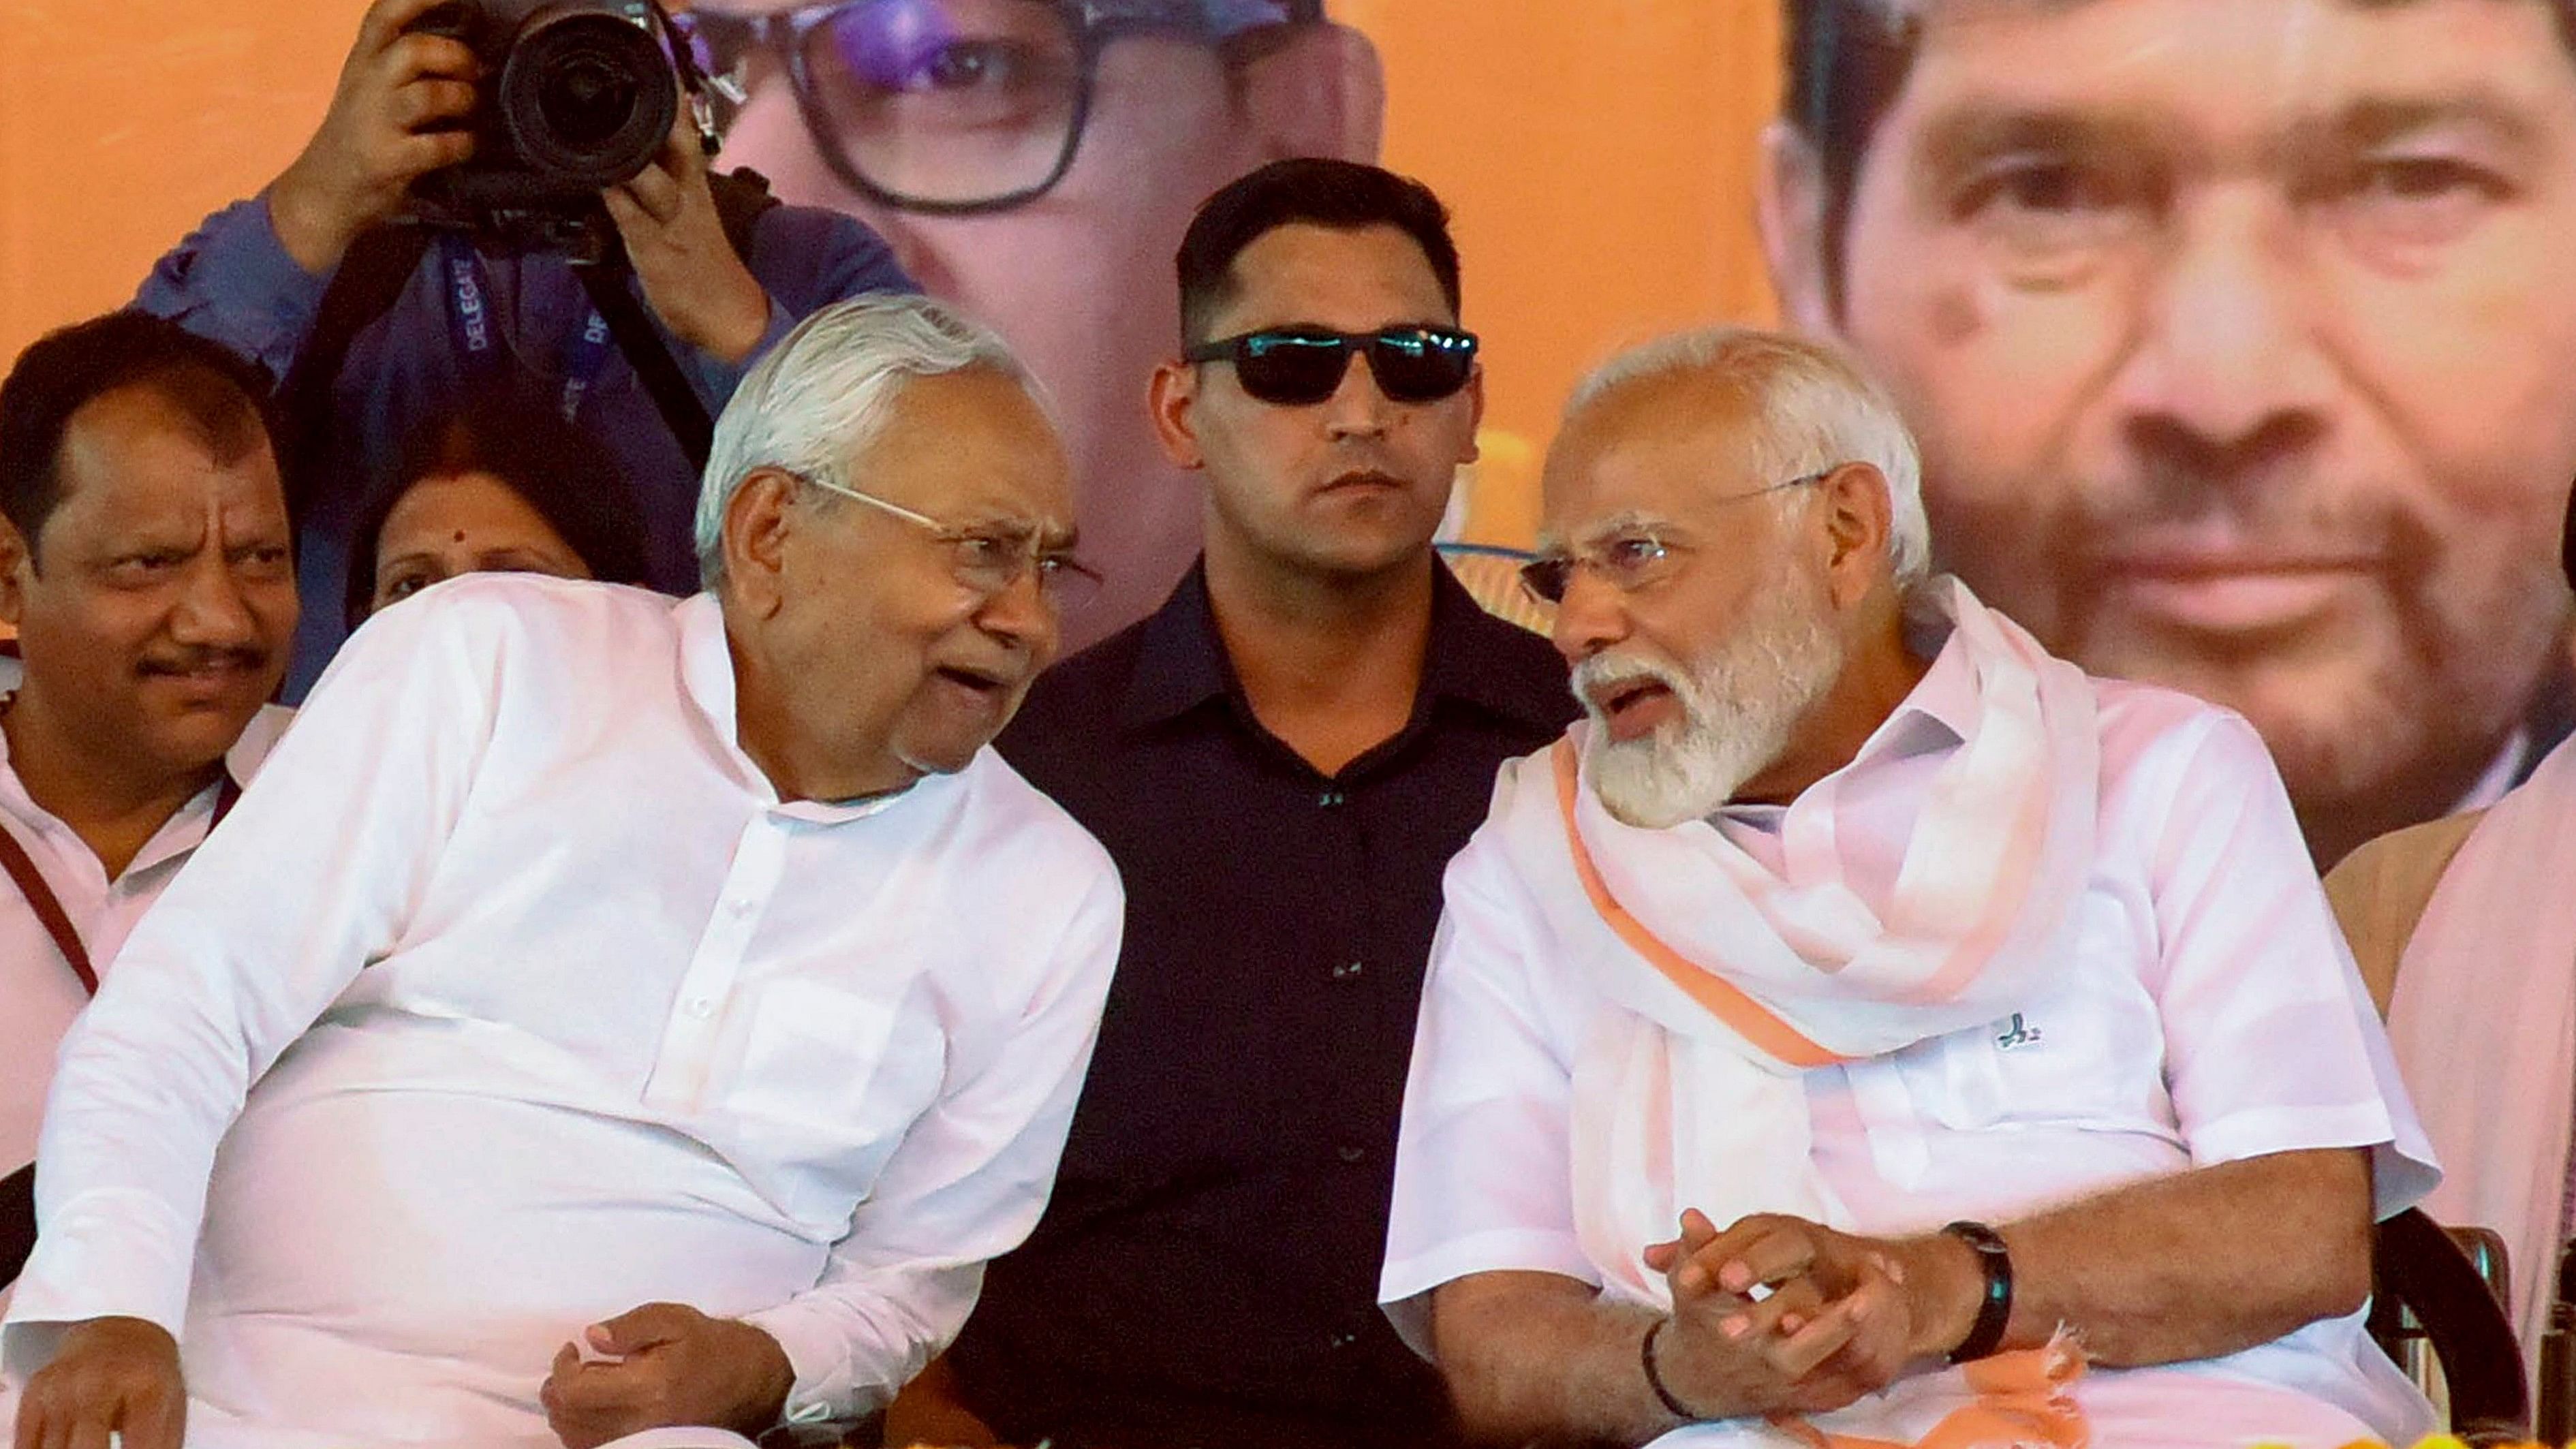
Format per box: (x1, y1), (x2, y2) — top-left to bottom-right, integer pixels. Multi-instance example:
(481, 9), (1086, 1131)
(1115, 556), (1573, 737)
(673, 591), (933, 826)
(0, 654), (293, 883)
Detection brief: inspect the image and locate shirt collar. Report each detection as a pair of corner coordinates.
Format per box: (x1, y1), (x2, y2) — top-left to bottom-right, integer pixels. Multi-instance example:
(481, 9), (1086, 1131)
(676, 591), (743, 752)
(1872, 611), (1980, 757)
(1118, 563), (1233, 732)
(1116, 558), (1572, 735)
(1722, 610), (1979, 830)
(223, 704), (294, 789)
(0, 659), (294, 879)
(0, 653), (287, 794)
(673, 591), (919, 826)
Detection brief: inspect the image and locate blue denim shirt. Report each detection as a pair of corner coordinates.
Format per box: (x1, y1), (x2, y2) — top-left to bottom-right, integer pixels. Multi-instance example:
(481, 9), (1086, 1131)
(136, 193), (913, 692)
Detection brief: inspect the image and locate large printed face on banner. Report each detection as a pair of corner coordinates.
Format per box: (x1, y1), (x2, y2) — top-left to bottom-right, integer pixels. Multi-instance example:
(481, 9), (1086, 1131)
(1763, 0), (2576, 863)
(690, 0), (1382, 649)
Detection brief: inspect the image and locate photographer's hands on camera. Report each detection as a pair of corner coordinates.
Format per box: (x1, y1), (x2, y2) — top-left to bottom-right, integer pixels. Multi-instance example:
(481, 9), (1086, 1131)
(269, 0), (773, 367)
(1637, 1208), (1985, 1422)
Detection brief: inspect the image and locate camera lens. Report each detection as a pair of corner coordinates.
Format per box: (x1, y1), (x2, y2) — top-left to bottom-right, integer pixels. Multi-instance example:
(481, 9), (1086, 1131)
(497, 5), (677, 187)
(539, 54), (638, 148)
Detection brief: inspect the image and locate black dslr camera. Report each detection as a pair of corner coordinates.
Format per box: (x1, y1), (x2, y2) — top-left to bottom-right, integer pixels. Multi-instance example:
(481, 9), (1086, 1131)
(406, 0), (692, 253)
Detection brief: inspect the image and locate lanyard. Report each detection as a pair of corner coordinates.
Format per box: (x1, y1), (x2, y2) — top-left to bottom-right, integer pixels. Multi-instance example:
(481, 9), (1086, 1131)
(0, 777), (241, 998)
(439, 235), (617, 424)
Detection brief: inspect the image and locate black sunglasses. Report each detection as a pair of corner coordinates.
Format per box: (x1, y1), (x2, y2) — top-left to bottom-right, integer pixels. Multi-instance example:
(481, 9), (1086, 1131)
(1183, 326), (1480, 407)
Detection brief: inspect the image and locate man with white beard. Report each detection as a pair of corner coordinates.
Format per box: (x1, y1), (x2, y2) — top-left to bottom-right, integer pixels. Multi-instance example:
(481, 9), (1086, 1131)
(1376, 328), (2441, 1446)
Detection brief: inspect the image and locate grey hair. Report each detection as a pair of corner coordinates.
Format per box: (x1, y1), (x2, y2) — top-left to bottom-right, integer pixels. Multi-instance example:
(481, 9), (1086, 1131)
(1564, 326), (1932, 591)
(694, 293), (1044, 586)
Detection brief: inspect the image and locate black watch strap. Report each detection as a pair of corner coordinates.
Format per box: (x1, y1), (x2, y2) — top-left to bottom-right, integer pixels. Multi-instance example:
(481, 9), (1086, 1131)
(1942, 1219), (2014, 1364)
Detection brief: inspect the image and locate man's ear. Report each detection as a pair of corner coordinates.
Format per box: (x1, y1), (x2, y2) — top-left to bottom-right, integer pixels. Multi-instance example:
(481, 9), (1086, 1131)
(0, 521), (35, 632)
(1818, 461), (1896, 607)
(1147, 360), (1210, 472)
(1758, 120), (1839, 337)
(1236, 23), (1385, 163)
(719, 469), (801, 618)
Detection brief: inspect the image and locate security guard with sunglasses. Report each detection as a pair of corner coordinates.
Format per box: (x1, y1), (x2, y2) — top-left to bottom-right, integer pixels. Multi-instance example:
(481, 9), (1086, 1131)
(886, 159), (1575, 1449)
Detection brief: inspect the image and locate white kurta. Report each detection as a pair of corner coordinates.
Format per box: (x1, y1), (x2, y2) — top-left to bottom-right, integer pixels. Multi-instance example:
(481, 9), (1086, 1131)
(1, 576), (1123, 1444)
(1381, 641), (2439, 1446)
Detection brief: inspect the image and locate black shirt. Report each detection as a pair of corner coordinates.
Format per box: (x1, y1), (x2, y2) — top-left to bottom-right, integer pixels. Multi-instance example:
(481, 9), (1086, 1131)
(949, 561), (1577, 1449)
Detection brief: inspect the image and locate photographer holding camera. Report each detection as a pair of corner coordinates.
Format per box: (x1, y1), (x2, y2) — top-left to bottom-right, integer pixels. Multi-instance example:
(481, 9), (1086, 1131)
(137, 0), (911, 687)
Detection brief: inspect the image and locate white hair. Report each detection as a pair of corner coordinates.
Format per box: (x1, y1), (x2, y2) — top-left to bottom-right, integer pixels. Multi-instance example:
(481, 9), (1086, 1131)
(694, 293), (1045, 585)
(1564, 326), (1931, 591)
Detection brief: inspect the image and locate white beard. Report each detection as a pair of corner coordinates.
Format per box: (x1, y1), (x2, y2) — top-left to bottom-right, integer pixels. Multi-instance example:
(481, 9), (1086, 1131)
(1577, 572), (1846, 830)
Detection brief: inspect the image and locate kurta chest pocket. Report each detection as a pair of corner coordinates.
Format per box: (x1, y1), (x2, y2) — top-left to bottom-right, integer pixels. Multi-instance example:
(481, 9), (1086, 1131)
(1924, 976), (2163, 1135)
(724, 978), (948, 1228)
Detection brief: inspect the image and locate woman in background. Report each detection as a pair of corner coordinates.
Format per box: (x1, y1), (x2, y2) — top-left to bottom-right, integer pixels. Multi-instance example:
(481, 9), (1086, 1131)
(345, 389), (657, 630)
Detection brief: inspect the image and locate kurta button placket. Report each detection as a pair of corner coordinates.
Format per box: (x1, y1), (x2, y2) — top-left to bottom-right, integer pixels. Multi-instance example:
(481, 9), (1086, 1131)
(642, 812), (790, 1108)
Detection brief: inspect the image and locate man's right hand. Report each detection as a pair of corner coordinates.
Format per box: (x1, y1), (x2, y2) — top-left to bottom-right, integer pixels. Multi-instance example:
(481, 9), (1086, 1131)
(268, 0), (481, 274)
(10, 1315), (186, 1449)
(1641, 1208), (1906, 1420)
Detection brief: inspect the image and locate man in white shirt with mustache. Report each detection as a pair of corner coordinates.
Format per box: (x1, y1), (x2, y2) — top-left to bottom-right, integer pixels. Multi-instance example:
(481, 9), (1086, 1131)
(1, 294), (1123, 1449)
(0, 313), (300, 1318)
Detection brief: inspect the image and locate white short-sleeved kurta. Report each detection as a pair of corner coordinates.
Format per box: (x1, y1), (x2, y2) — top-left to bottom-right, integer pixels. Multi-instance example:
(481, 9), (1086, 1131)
(1382, 639), (2440, 1447)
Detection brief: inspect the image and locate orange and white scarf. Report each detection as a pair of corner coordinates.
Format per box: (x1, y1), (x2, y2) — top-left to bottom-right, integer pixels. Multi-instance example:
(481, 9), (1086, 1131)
(1486, 579), (2094, 1436)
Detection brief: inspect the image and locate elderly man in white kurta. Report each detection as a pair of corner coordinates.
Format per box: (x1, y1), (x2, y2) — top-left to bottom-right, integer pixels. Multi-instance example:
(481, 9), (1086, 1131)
(1, 296), (1123, 1449)
(1379, 329), (2439, 1448)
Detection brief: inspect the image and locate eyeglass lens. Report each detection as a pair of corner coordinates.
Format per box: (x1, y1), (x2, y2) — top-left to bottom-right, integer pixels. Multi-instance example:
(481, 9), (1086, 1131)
(1230, 330), (1477, 407)
(948, 531), (1102, 611)
(1517, 535), (1676, 605)
(798, 0), (1085, 206)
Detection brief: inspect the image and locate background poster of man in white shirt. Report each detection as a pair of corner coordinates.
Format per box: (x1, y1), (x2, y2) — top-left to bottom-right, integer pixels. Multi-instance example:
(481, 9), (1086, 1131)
(1380, 328), (2440, 1446)
(0, 311), (299, 1303)
(1756, 0), (2576, 869)
(1, 294), (1126, 1449)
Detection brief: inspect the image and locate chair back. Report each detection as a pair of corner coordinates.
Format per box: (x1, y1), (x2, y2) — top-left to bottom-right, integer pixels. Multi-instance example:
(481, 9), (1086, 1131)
(2371, 1207), (2530, 1442)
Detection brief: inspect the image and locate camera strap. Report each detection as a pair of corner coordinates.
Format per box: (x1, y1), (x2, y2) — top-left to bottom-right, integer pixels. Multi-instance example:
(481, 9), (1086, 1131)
(438, 236), (618, 424)
(281, 170), (776, 510)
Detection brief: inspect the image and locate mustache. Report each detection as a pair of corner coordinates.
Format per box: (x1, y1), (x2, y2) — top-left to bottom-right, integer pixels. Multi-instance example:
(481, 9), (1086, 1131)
(2046, 465), (2412, 562)
(136, 645), (270, 678)
(1571, 653), (1686, 713)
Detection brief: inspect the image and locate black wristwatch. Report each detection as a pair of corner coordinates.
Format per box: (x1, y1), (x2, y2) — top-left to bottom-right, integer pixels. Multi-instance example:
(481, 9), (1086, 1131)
(1941, 1219), (2014, 1364)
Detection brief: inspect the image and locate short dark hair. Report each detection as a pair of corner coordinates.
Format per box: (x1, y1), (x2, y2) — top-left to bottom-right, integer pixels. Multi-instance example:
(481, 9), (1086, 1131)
(1175, 157), (1463, 345)
(0, 311), (279, 563)
(343, 386), (656, 630)
(1783, 0), (2576, 304)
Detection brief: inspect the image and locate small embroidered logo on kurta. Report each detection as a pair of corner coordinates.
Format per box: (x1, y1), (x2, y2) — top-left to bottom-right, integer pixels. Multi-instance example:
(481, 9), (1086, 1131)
(1996, 1012), (2044, 1050)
